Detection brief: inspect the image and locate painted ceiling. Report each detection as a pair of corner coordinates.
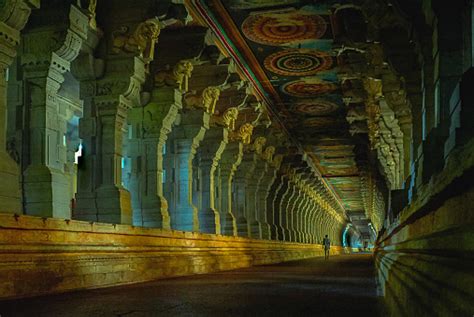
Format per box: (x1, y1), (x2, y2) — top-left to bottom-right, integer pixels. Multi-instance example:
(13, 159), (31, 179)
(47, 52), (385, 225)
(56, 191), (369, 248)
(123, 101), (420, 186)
(192, 0), (370, 213)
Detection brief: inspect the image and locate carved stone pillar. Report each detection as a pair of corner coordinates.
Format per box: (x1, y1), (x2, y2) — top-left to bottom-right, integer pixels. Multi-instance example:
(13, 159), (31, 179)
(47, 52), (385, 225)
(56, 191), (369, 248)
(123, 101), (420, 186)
(255, 159), (276, 240)
(232, 170), (248, 237)
(198, 126), (228, 234)
(172, 110), (209, 231)
(219, 141), (242, 236)
(0, 0), (38, 213)
(74, 12), (160, 224)
(126, 89), (180, 228)
(292, 185), (306, 243)
(19, 3), (91, 218)
(268, 170), (283, 240)
(287, 184), (298, 243)
(273, 172), (288, 240)
(278, 170), (294, 242)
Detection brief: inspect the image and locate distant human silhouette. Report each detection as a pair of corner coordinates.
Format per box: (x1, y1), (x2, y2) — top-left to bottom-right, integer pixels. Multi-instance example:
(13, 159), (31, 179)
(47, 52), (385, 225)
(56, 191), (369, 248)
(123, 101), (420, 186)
(322, 234), (331, 260)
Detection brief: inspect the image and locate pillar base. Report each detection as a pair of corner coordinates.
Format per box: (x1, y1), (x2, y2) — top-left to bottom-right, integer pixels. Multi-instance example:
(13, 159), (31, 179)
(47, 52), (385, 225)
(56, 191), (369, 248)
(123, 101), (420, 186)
(249, 221), (260, 239)
(221, 212), (236, 236)
(170, 209), (195, 232)
(0, 152), (21, 214)
(259, 222), (271, 240)
(132, 196), (170, 229)
(236, 217), (249, 237)
(198, 208), (220, 234)
(75, 185), (132, 224)
(23, 164), (71, 218)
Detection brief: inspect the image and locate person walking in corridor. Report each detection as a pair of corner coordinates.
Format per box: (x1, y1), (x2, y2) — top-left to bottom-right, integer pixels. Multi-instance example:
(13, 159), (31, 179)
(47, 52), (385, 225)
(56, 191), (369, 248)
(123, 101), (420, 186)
(323, 235), (331, 260)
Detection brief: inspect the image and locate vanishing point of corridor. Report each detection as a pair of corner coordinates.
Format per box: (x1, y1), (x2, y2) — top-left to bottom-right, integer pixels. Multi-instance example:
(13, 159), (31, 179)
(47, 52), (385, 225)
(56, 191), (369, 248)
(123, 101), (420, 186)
(0, 254), (382, 317)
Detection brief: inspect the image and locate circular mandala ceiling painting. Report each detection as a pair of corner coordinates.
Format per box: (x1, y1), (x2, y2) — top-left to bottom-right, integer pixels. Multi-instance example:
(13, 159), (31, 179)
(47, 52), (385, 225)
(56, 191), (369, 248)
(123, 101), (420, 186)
(291, 99), (340, 116)
(282, 78), (338, 97)
(303, 117), (337, 128)
(264, 49), (333, 76)
(242, 12), (327, 46)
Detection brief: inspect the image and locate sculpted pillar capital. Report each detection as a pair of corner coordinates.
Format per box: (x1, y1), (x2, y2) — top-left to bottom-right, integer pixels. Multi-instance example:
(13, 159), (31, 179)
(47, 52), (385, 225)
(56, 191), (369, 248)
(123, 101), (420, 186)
(229, 122), (253, 144)
(0, 0), (39, 68)
(112, 18), (161, 64)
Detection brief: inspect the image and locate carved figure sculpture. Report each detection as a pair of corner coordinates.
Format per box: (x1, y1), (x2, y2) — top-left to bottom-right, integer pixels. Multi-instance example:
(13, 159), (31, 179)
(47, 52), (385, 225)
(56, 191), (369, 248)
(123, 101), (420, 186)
(213, 107), (239, 130)
(88, 0), (97, 29)
(252, 136), (266, 155)
(185, 86), (220, 114)
(154, 59), (194, 91)
(112, 18), (161, 62)
(272, 154), (283, 169)
(262, 146), (275, 162)
(231, 123), (254, 144)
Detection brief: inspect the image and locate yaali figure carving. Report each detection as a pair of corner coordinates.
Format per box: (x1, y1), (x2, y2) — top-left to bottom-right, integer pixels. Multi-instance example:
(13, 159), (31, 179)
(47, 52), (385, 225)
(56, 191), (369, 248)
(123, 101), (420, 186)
(251, 136), (267, 155)
(112, 18), (161, 62)
(212, 107), (239, 131)
(154, 60), (194, 92)
(230, 123), (254, 145)
(262, 146), (275, 163)
(185, 86), (220, 114)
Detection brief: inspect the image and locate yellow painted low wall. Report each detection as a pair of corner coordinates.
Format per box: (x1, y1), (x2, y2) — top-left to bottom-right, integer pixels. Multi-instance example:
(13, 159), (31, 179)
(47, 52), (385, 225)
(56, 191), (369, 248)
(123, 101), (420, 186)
(0, 213), (346, 299)
(375, 141), (474, 316)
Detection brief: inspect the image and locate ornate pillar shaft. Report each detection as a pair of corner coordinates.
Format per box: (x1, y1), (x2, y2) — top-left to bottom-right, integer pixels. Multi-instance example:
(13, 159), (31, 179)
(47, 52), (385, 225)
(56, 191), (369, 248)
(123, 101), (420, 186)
(198, 126), (228, 234)
(172, 110), (209, 231)
(245, 155), (260, 238)
(270, 173), (285, 240)
(20, 3), (90, 218)
(126, 89), (180, 228)
(219, 141), (242, 236)
(256, 164), (276, 240)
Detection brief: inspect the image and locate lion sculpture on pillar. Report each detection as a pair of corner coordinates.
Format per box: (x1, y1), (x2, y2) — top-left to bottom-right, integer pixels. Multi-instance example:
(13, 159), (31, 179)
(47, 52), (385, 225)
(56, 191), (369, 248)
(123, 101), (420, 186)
(251, 136), (266, 155)
(212, 107), (239, 131)
(262, 146), (275, 163)
(184, 86), (220, 114)
(154, 60), (194, 91)
(112, 18), (161, 62)
(230, 123), (253, 144)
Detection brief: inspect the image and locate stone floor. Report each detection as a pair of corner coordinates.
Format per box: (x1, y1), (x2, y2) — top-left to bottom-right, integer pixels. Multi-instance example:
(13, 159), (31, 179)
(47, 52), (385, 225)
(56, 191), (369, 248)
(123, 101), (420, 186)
(0, 254), (385, 316)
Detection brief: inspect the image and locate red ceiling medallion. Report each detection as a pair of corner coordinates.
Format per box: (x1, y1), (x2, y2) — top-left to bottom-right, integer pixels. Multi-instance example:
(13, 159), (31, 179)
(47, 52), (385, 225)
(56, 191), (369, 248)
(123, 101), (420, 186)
(264, 49), (334, 76)
(242, 11), (327, 46)
(291, 99), (340, 115)
(282, 79), (338, 97)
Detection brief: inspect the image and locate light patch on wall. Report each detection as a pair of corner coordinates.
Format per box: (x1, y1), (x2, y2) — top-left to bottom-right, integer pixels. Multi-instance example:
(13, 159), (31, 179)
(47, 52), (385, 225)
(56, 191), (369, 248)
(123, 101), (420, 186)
(74, 143), (83, 164)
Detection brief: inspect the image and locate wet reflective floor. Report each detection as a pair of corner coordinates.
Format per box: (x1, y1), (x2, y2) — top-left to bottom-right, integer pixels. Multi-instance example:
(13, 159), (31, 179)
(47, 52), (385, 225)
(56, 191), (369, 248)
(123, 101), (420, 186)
(0, 254), (384, 316)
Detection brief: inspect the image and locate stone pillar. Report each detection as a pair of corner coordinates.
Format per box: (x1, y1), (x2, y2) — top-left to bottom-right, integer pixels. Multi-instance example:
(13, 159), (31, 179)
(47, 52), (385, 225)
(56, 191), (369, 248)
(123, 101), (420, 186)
(245, 154), (260, 239)
(172, 110), (209, 231)
(278, 170), (294, 241)
(219, 141), (243, 236)
(198, 126), (228, 234)
(126, 89), (181, 228)
(287, 176), (300, 241)
(256, 160), (276, 240)
(269, 172), (285, 240)
(232, 170), (248, 237)
(0, 0), (38, 214)
(293, 186), (306, 243)
(20, 4), (91, 218)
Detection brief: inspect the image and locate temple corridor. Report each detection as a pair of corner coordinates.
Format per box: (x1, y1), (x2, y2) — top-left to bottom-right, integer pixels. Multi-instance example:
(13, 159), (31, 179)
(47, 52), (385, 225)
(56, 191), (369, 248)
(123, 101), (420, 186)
(0, 254), (383, 317)
(1, 0), (473, 316)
